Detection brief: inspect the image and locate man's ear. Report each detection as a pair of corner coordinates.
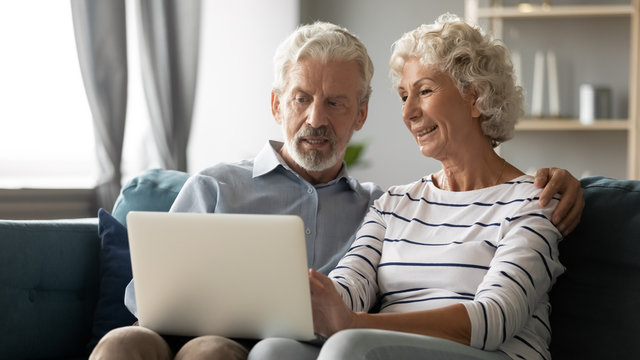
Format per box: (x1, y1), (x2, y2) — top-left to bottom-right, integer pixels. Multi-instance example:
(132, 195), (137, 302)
(271, 91), (282, 124)
(354, 102), (368, 131)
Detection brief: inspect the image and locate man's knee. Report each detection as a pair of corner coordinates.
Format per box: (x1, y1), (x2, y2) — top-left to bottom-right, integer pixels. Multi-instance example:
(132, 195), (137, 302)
(90, 326), (171, 360)
(175, 335), (248, 360)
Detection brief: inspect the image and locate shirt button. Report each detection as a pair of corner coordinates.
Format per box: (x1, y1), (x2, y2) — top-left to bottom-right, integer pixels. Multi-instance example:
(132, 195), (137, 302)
(307, 187), (313, 194)
(305, 228), (311, 235)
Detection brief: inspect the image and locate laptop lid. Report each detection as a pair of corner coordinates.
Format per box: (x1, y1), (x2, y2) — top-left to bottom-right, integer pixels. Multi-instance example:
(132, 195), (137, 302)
(126, 211), (315, 341)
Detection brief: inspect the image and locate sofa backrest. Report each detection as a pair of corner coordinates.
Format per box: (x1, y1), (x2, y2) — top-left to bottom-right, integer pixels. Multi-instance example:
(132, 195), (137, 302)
(550, 176), (640, 359)
(0, 218), (100, 360)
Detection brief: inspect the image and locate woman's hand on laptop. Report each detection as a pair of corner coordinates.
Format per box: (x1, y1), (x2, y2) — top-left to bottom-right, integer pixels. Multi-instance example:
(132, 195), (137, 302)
(309, 269), (357, 337)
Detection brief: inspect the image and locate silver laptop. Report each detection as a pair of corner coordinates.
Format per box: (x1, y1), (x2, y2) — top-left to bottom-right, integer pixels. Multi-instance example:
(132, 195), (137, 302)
(126, 211), (315, 341)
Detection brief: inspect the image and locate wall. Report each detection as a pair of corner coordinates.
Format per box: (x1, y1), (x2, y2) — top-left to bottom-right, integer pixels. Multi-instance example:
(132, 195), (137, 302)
(186, 0), (299, 173)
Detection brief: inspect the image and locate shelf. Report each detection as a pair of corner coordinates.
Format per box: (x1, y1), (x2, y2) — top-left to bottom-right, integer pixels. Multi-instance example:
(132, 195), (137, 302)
(515, 119), (630, 131)
(477, 5), (633, 18)
(467, 0), (639, 179)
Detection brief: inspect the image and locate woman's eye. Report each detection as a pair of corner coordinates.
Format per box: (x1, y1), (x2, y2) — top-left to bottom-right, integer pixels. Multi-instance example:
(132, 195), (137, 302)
(420, 89), (432, 95)
(400, 96), (407, 103)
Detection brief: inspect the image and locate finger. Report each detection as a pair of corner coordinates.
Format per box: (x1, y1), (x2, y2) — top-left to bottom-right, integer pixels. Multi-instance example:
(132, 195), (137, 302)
(534, 167), (551, 188)
(309, 269), (335, 296)
(309, 269), (323, 294)
(555, 188), (584, 236)
(549, 179), (577, 224)
(540, 168), (571, 207)
(538, 178), (560, 207)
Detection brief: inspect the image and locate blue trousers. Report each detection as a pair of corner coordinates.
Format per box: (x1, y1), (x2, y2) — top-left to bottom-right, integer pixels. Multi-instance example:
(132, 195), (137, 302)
(248, 329), (512, 360)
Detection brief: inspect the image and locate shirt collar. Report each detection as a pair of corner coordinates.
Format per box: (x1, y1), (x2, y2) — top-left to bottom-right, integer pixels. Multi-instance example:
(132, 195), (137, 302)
(252, 140), (360, 191)
(252, 140), (286, 178)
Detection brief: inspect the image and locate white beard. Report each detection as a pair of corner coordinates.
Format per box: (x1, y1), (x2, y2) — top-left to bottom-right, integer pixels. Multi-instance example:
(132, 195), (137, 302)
(283, 126), (343, 172)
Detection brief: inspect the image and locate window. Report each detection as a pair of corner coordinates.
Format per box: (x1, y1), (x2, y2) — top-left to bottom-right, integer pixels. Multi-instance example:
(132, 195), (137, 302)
(0, 0), (299, 190)
(0, 1), (96, 188)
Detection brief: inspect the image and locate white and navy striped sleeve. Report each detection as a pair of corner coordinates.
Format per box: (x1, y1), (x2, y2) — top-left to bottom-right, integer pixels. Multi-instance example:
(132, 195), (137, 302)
(463, 190), (564, 352)
(327, 196), (389, 312)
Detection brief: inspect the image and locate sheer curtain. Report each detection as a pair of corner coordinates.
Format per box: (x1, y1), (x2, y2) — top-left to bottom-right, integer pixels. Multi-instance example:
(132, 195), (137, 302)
(138, 0), (201, 172)
(70, 0), (201, 210)
(70, 0), (128, 210)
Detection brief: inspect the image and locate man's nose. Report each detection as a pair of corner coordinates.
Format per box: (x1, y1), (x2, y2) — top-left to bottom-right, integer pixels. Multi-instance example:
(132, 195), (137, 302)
(306, 102), (329, 128)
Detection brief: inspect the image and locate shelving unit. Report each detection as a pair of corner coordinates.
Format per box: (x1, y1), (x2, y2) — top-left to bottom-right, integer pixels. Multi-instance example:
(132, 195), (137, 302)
(516, 119), (629, 131)
(465, 0), (640, 179)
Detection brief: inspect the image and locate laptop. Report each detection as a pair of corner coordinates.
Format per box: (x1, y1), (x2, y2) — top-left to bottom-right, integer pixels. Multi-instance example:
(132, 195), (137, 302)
(126, 211), (316, 341)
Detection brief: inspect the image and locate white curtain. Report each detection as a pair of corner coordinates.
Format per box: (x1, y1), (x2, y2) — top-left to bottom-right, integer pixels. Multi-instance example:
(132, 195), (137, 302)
(138, 0), (201, 172)
(70, 0), (201, 210)
(70, 0), (127, 211)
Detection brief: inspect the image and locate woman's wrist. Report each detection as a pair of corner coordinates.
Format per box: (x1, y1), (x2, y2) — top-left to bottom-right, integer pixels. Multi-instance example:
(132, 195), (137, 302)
(350, 311), (369, 330)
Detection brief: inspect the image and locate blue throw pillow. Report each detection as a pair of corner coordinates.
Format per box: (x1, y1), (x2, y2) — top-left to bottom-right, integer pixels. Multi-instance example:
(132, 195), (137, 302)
(87, 209), (137, 351)
(112, 168), (189, 226)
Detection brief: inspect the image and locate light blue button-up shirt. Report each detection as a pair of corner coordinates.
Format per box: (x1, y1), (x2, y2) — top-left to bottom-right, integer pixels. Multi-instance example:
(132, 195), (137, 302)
(125, 140), (383, 317)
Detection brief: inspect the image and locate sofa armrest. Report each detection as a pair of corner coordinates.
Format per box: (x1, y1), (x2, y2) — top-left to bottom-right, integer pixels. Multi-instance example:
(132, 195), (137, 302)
(0, 218), (100, 360)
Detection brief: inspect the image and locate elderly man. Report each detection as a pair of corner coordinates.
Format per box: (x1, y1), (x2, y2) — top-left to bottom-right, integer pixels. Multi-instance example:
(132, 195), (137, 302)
(90, 21), (583, 360)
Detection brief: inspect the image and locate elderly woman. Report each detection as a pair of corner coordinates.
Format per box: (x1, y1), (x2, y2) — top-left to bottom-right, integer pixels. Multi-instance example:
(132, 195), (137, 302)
(306, 14), (564, 360)
(250, 14), (563, 360)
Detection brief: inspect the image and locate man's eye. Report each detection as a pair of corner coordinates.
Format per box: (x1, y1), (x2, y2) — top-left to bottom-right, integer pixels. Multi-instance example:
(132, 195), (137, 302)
(296, 97), (308, 103)
(420, 89), (432, 95)
(400, 96), (407, 103)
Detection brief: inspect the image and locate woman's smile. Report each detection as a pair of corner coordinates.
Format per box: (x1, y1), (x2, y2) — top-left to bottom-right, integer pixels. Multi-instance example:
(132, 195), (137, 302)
(415, 124), (438, 142)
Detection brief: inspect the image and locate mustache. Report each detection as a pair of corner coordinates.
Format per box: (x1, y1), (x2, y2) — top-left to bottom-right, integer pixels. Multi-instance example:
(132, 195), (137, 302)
(295, 126), (337, 144)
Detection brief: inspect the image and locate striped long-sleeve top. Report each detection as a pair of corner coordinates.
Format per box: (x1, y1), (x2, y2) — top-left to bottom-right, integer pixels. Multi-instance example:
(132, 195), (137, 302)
(328, 174), (565, 360)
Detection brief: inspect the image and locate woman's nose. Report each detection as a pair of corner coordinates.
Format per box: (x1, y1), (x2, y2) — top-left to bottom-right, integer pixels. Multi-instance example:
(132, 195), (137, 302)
(402, 95), (420, 122)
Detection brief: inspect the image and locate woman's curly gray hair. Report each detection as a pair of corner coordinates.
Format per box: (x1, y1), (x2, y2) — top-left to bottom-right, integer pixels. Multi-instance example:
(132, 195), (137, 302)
(389, 13), (523, 146)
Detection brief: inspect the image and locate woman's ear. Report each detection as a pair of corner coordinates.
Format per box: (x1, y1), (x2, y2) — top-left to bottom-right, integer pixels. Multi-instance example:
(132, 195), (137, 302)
(466, 88), (481, 118)
(471, 98), (481, 118)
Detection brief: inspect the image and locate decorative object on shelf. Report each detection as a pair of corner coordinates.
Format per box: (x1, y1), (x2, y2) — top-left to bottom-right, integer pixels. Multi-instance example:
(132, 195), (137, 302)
(546, 50), (559, 118)
(580, 84), (612, 125)
(579, 84), (596, 125)
(531, 50), (545, 118)
(531, 49), (560, 118)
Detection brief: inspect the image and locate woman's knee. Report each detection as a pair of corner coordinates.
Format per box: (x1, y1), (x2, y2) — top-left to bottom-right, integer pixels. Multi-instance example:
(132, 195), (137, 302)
(318, 329), (386, 359)
(249, 338), (319, 360)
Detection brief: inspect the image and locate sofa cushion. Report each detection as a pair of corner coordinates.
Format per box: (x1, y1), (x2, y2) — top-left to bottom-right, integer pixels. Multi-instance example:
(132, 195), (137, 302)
(112, 168), (190, 226)
(551, 176), (640, 359)
(87, 209), (137, 351)
(0, 218), (100, 360)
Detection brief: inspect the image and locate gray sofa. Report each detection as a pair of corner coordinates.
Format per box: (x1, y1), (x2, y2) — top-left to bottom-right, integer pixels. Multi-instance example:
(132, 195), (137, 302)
(0, 169), (638, 359)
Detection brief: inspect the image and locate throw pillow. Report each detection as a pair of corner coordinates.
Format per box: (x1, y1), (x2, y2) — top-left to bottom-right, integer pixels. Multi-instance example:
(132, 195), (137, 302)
(111, 168), (189, 226)
(87, 208), (137, 351)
